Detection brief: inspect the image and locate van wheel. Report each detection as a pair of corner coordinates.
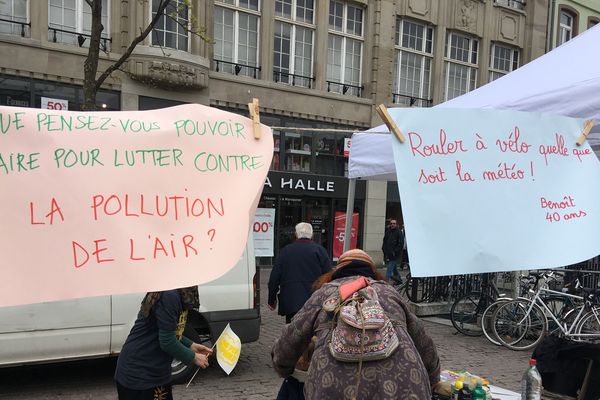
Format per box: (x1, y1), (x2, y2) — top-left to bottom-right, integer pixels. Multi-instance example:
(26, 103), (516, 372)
(171, 323), (211, 384)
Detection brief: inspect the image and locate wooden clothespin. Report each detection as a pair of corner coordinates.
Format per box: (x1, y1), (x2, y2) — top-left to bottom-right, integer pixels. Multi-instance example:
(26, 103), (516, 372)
(375, 104), (405, 143)
(576, 119), (595, 146)
(247, 98), (261, 140)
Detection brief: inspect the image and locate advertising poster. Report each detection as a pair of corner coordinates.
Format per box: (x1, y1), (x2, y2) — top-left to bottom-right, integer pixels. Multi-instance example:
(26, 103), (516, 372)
(333, 211), (359, 258)
(253, 208), (275, 257)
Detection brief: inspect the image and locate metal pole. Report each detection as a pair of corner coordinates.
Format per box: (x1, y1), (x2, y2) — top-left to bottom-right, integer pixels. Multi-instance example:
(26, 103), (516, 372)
(343, 178), (357, 253)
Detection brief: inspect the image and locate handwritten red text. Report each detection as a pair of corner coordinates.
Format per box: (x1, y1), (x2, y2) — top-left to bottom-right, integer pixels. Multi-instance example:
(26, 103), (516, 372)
(538, 133), (568, 165)
(408, 129), (468, 158)
(495, 126), (531, 154)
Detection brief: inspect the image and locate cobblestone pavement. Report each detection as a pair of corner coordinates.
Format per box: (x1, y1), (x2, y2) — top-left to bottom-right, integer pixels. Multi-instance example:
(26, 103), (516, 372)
(0, 268), (531, 399)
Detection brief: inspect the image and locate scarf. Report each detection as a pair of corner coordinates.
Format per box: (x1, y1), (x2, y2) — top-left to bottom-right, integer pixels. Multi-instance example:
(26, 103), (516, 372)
(331, 260), (377, 280)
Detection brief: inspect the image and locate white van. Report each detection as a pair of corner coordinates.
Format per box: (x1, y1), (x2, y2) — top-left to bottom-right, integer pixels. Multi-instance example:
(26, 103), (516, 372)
(0, 239), (260, 383)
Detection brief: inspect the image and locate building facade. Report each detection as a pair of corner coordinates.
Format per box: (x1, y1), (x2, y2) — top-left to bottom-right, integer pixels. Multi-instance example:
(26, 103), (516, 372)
(547, 0), (600, 51)
(0, 0), (550, 264)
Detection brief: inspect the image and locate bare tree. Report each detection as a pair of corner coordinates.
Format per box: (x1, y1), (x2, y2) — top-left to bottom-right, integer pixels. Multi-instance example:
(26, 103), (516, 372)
(82, 0), (205, 110)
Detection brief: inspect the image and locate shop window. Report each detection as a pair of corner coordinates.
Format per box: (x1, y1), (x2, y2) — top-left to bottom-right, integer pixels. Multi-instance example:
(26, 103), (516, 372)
(0, 0), (29, 37)
(444, 31), (478, 101)
(34, 80), (79, 109)
(33, 80), (119, 110)
(0, 75), (31, 107)
(151, 0), (189, 51)
(284, 131), (312, 172)
(393, 18), (433, 107)
(273, 0), (315, 88)
(0, 74), (120, 110)
(489, 43), (519, 82)
(336, 137), (348, 174)
(271, 130), (281, 170)
(326, 0), (364, 97)
(214, 0), (261, 78)
(138, 95), (186, 110)
(305, 198), (331, 252)
(279, 197), (303, 249)
(314, 133), (337, 175)
(48, 0), (111, 51)
(94, 89), (120, 110)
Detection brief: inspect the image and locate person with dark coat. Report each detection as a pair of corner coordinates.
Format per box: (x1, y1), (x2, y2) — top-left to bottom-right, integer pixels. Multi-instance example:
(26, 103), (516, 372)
(381, 219), (404, 281)
(268, 222), (332, 324)
(271, 249), (441, 400)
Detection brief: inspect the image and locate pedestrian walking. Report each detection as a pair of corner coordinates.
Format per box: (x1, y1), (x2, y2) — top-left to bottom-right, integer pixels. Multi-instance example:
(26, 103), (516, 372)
(381, 219), (404, 282)
(269, 222), (331, 400)
(114, 286), (212, 400)
(268, 222), (332, 324)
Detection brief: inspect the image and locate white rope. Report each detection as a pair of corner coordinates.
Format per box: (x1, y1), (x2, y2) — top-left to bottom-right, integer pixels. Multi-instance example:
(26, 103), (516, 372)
(268, 126), (391, 134)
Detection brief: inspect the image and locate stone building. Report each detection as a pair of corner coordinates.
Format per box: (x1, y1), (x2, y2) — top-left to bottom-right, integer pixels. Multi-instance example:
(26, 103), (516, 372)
(0, 0), (550, 263)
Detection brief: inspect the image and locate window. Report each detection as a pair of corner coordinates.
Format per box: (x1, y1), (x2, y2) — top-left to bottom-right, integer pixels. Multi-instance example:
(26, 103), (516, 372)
(558, 10), (575, 45)
(444, 32), (478, 101)
(284, 130), (312, 172)
(214, 0), (261, 78)
(327, 0), (364, 97)
(393, 18), (433, 107)
(588, 17), (599, 29)
(48, 0), (110, 50)
(151, 0), (189, 51)
(0, 0), (29, 36)
(489, 43), (519, 82)
(273, 0), (315, 88)
(493, 0), (526, 11)
(0, 73), (120, 110)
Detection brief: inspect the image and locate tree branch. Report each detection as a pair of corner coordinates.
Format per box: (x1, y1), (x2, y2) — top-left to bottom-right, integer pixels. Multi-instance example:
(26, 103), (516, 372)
(94, 0), (173, 91)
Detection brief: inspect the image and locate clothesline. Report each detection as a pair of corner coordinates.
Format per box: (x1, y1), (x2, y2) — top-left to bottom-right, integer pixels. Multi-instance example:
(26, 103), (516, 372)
(268, 126), (391, 134)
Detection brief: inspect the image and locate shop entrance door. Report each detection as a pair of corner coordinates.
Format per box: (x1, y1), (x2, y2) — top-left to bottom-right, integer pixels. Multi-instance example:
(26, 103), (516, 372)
(279, 197), (303, 250)
(304, 199), (331, 254)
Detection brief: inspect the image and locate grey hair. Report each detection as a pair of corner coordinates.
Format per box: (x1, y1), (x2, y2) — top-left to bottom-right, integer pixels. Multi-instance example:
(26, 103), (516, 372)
(295, 222), (313, 239)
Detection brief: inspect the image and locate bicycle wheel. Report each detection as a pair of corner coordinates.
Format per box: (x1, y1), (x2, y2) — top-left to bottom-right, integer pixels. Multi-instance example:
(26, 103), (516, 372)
(390, 275), (408, 298)
(574, 308), (600, 343)
(404, 274), (429, 303)
(450, 292), (493, 336)
(481, 297), (512, 345)
(492, 299), (547, 351)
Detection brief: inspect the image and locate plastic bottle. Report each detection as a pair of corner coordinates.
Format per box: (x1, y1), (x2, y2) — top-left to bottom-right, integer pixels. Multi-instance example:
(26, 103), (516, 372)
(452, 379), (463, 400)
(471, 380), (486, 400)
(521, 359), (542, 400)
(461, 378), (472, 400)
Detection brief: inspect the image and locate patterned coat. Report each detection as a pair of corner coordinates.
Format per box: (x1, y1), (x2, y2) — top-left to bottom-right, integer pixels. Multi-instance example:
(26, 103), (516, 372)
(272, 277), (440, 400)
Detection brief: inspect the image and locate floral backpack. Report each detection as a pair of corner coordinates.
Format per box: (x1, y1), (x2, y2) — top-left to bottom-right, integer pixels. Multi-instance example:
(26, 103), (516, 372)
(322, 276), (400, 363)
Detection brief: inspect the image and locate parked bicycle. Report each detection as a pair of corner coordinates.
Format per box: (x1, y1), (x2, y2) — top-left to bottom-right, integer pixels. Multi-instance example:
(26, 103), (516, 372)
(491, 272), (600, 350)
(393, 273), (476, 304)
(480, 270), (575, 345)
(450, 273), (501, 336)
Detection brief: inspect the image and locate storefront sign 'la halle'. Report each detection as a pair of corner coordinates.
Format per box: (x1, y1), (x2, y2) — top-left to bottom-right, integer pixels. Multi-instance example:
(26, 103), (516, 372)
(264, 175), (335, 192)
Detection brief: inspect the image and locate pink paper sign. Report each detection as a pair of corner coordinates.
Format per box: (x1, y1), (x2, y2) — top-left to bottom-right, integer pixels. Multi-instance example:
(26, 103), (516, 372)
(0, 104), (273, 306)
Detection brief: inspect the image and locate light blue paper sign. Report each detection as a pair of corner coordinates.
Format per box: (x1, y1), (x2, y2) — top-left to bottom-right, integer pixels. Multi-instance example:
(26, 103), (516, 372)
(390, 108), (600, 277)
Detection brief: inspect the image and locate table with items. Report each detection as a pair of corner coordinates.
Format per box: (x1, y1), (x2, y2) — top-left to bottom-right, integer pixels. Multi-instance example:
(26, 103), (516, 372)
(432, 370), (521, 400)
